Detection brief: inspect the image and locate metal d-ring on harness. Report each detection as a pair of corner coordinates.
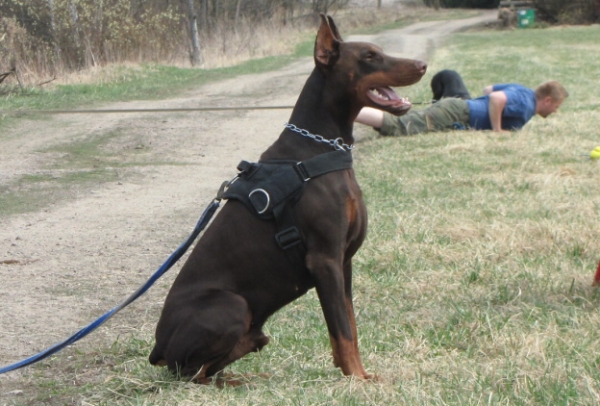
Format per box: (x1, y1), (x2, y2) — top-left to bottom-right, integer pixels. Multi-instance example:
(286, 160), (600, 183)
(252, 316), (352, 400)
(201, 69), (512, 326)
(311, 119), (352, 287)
(248, 188), (271, 214)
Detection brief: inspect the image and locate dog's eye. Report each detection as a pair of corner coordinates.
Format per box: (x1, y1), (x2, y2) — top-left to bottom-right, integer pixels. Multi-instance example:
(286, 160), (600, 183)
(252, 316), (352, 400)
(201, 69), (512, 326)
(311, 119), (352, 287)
(364, 51), (381, 62)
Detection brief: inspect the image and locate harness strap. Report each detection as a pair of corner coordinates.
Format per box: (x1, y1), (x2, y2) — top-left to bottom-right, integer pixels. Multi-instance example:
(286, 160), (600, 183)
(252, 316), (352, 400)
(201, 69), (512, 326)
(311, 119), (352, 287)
(293, 149), (353, 180)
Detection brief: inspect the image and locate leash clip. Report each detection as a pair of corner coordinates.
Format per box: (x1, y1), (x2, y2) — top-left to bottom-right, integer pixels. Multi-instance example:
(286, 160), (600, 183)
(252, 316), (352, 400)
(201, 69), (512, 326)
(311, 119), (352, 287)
(216, 175), (239, 201)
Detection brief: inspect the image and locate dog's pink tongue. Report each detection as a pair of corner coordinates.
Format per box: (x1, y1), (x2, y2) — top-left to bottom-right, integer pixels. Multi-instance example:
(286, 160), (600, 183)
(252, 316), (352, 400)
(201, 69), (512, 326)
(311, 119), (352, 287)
(377, 87), (400, 101)
(382, 87), (411, 108)
(370, 87), (411, 107)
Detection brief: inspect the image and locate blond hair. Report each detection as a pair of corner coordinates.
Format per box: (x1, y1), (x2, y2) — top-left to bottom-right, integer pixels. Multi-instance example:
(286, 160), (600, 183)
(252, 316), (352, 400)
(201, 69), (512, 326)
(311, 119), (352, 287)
(535, 81), (569, 101)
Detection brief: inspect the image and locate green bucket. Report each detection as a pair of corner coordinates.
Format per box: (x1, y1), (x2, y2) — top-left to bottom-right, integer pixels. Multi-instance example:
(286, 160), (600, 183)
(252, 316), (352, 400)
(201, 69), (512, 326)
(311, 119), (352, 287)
(517, 9), (535, 28)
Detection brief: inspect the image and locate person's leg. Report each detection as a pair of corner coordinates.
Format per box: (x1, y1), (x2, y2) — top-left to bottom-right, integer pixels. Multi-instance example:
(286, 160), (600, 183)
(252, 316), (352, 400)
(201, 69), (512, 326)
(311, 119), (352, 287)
(430, 69), (472, 101)
(379, 99), (469, 136)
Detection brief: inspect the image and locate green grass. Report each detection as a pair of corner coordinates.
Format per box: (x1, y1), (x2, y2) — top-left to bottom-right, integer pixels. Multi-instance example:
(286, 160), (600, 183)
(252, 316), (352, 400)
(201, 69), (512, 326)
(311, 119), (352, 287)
(3, 22), (600, 406)
(0, 125), (197, 216)
(0, 57), (299, 116)
(0, 170), (119, 216)
(0, 129), (132, 216)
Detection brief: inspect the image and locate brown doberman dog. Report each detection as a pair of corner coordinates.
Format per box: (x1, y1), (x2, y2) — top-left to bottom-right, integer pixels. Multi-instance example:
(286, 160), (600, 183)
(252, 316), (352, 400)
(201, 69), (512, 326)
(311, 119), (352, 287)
(149, 15), (426, 383)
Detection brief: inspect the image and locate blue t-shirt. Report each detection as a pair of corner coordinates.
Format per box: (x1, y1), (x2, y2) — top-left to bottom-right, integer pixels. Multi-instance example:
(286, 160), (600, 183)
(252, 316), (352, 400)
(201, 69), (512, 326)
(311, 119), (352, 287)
(466, 84), (537, 130)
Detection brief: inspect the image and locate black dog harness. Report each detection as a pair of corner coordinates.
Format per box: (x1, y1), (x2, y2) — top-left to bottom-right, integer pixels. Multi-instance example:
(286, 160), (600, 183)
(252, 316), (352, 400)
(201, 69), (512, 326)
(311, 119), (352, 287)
(222, 149), (353, 269)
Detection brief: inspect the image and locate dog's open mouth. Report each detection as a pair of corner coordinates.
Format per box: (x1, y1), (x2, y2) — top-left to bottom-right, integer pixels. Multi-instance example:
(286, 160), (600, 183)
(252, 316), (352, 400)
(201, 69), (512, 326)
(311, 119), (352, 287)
(367, 86), (411, 115)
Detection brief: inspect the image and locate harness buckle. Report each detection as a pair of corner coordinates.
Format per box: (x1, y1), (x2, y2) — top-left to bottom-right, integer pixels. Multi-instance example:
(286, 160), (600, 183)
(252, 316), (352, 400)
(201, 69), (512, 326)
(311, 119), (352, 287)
(295, 162), (311, 181)
(275, 227), (303, 250)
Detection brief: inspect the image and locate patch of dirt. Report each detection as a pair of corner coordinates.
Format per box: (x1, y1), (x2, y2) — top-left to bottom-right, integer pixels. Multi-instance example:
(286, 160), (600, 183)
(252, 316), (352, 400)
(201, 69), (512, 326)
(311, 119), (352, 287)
(0, 9), (497, 397)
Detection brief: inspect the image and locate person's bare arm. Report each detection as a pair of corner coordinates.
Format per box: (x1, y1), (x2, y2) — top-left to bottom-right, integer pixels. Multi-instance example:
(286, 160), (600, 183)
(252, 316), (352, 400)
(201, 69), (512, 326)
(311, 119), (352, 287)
(488, 91), (508, 132)
(355, 107), (384, 128)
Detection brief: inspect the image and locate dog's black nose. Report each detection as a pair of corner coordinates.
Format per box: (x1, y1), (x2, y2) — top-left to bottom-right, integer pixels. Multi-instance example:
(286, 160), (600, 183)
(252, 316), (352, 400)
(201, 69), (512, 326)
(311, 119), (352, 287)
(416, 60), (428, 74)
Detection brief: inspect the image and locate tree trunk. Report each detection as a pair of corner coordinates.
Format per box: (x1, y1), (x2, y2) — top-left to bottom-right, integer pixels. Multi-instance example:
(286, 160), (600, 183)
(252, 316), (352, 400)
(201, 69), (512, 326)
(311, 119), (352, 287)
(186, 0), (202, 66)
(377, 0), (382, 9)
(69, 0), (84, 68)
(235, 0), (243, 29)
(47, 0), (62, 65)
(201, 0), (209, 28)
(213, 0), (220, 20)
(282, 0), (294, 26)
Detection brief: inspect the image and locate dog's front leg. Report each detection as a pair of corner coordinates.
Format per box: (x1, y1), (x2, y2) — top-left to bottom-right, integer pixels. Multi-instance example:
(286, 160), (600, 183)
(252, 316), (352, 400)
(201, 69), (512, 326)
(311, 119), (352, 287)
(308, 255), (370, 379)
(341, 260), (370, 376)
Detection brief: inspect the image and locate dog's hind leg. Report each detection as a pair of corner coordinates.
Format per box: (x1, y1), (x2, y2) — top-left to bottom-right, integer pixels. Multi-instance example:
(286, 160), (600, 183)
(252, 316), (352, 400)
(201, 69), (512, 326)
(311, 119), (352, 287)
(200, 327), (270, 383)
(149, 289), (254, 379)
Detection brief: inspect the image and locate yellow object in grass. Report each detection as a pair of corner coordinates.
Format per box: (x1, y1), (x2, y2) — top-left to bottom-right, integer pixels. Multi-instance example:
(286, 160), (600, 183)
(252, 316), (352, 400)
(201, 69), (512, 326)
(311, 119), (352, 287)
(591, 146), (600, 160)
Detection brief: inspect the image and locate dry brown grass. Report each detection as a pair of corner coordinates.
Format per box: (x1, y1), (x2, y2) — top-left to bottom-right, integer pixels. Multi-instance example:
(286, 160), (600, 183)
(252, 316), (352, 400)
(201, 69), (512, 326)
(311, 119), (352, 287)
(1, 4), (478, 87)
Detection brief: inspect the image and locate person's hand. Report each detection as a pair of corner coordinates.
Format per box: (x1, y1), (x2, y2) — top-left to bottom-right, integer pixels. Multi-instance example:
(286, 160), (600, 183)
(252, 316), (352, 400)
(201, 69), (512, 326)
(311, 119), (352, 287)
(482, 85), (494, 95)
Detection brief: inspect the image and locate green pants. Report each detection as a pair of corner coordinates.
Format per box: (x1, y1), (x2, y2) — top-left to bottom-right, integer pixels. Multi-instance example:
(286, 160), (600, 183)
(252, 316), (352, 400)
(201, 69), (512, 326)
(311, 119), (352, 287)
(379, 98), (470, 136)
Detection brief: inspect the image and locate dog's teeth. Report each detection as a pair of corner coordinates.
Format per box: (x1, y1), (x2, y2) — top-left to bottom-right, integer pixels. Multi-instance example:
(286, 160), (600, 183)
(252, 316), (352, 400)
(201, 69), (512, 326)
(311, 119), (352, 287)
(371, 89), (387, 100)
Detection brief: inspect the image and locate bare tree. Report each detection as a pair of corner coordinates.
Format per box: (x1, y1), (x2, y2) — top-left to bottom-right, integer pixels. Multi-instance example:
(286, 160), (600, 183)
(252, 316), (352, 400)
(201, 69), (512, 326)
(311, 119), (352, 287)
(68, 0), (85, 67)
(235, 0), (243, 27)
(47, 0), (62, 63)
(185, 0), (203, 66)
(201, 0), (209, 28)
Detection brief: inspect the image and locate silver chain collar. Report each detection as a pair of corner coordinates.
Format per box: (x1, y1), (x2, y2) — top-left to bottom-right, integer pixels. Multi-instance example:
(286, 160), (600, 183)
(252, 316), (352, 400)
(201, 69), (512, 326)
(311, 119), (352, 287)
(284, 123), (354, 152)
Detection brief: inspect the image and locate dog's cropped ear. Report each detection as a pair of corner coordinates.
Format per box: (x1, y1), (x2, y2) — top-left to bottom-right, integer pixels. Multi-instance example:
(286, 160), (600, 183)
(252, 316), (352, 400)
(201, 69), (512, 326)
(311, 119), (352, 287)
(326, 15), (343, 42)
(315, 14), (341, 69)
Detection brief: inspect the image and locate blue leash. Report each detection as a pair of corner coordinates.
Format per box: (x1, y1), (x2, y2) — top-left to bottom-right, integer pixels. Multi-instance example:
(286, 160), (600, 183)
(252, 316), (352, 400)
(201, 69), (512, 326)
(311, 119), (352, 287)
(0, 198), (221, 375)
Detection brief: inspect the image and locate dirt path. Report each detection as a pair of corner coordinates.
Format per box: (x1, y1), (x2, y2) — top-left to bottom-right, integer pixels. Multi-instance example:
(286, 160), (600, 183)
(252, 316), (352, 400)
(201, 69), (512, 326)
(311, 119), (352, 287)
(0, 9), (497, 393)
